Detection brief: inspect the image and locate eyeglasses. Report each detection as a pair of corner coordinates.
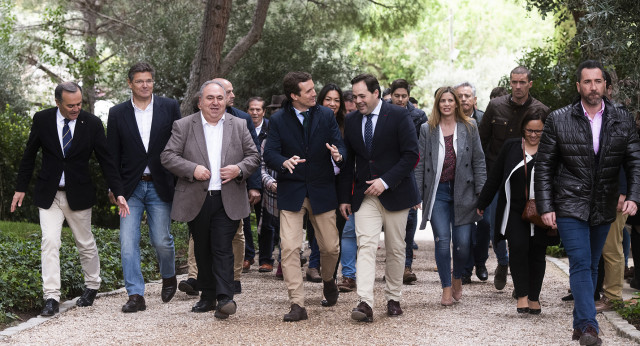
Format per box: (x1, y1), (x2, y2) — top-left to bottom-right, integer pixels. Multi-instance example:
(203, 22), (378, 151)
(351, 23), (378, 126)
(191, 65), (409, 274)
(525, 129), (543, 135)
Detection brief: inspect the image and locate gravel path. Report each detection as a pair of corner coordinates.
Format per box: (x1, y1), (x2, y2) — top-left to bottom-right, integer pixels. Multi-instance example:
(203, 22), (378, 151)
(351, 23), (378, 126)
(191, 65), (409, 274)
(1, 238), (635, 345)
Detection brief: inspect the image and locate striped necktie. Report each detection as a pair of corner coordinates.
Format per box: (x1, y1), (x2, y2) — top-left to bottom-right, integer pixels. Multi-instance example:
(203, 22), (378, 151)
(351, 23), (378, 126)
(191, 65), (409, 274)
(62, 118), (72, 157)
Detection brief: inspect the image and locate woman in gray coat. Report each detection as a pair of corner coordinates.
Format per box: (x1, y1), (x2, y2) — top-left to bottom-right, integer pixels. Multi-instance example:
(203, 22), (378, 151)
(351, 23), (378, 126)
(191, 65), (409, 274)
(415, 86), (486, 306)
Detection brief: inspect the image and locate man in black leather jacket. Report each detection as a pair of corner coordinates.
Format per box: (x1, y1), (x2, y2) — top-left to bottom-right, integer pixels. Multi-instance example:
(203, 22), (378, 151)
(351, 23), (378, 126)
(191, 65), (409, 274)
(535, 60), (640, 346)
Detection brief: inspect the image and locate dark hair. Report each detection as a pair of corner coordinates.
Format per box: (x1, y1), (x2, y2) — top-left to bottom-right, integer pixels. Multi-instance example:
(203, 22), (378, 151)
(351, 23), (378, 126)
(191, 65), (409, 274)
(520, 111), (546, 137)
(128, 62), (155, 81)
(409, 97), (418, 105)
(576, 60), (605, 83)
(343, 90), (354, 102)
(510, 66), (532, 82)
(247, 96), (265, 110)
(283, 71), (312, 101)
(490, 86), (508, 99)
(350, 74), (380, 98)
(390, 79), (411, 95)
(382, 88), (391, 97)
(317, 83), (346, 132)
(54, 82), (82, 102)
(603, 70), (612, 89)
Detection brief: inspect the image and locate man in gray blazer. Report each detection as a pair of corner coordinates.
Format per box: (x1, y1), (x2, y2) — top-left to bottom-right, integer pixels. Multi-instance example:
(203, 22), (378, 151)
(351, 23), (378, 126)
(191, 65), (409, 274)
(161, 80), (260, 319)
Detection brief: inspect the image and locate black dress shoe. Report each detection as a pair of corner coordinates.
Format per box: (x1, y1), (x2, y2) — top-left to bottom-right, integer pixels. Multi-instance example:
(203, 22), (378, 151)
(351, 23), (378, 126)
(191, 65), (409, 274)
(191, 299), (215, 313)
(561, 293), (574, 301)
(351, 301), (373, 322)
(76, 288), (98, 307)
(214, 299), (237, 319)
(529, 308), (541, 315)
(517, 307), (530, 314)
(494, 264), (508, 290)
(283, 303), (308, 322)
(122, 294), (146, 313)
(476, 265), (488, 281)
(41, 299), (59, 316)
(323, 280), (339, 307)
(461, 275), (471, 285)
(178, 278), (199, 296)
(234, 280), (242, 294)
(161, 275), (177, 303)
(387, 300), (403, 316)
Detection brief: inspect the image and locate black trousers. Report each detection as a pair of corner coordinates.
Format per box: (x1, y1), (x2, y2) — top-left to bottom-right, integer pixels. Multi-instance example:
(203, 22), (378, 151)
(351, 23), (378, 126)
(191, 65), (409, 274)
(188, 192), (239, 302)
(506, 210), (547, 301)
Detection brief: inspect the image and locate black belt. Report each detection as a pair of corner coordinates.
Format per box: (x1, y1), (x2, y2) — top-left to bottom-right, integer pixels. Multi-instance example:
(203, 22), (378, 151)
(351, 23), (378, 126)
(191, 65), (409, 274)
(207, 190), (221, 196)
(57, 186), (65, 191)
(141, 175), (153, 181)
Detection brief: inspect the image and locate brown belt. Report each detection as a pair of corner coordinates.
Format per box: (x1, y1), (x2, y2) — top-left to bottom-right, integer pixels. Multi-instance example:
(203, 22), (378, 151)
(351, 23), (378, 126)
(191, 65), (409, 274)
(141, 175), (153, 181)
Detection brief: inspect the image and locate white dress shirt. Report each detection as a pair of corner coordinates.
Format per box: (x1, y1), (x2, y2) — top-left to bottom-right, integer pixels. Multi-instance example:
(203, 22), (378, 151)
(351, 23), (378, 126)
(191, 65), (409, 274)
(56, 109), (76, 187)
(202, 113), (225, 191)
(255, 119), (264, 136)
(132, 95), (154, 174)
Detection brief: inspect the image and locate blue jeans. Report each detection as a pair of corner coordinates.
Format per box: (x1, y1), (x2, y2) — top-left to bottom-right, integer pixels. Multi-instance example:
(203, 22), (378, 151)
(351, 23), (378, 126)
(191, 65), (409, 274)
(120, 181), (175, 296)
(430, 182), (472, 288)
(404, 208), (417, 268)
(464, 194), (509, 276)
(340, 214), (356, 279)
(557, 217), (610, 332)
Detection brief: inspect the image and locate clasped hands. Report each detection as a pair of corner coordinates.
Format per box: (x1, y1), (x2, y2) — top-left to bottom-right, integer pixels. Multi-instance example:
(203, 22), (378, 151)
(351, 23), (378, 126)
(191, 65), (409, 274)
(194, 164), (242, 184)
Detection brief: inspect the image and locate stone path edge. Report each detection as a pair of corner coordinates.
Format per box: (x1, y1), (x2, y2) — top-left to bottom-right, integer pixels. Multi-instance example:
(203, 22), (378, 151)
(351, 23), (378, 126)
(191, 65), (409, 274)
(546, 255), (640, 344)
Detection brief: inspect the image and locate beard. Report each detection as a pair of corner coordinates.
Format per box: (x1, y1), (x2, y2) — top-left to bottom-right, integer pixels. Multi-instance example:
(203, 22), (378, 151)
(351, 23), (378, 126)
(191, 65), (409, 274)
(582, 92), (603, 106)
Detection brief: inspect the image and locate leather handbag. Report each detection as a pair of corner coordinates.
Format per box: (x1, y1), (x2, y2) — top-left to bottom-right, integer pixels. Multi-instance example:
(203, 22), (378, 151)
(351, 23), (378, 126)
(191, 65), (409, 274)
(521, 139), (551, 230)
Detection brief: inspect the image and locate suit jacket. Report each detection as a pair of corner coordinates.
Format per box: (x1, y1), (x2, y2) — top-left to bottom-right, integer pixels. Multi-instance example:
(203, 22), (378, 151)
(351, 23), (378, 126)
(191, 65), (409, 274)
(415, 120), (486, 228)
(16, 108), (123, 210)
(263, 101), (346, 214)
(339, 101), (420, 212)
(227, 106), (261, 191)
(257, 118), (269, 145)
(107, 96), (181, 202)
(161, 112), (260, 222)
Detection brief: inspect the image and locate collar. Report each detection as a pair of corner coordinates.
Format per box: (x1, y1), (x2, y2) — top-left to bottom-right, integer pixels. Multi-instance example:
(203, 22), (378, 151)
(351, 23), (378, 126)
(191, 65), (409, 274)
(201, 112), (226, 126)
(131, 95), (154, 112)
(580, 99), (605, 119)
(56, 109), (76, 124)
(367, 99), (383, 117)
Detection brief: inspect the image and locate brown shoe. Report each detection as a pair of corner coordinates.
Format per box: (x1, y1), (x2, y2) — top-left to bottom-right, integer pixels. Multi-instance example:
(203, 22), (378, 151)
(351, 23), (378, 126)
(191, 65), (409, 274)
(403, 267), (417, 284)
(579, 325), (602, 346)
(283, 303), (308, 322)
(122, 294), (146, 313)
(242, 259), (254, 273)
(306, 267), (322, 283)
(161, 275), (177, 303)
(258, 263), (273, 272)
(337, 277), (356, 292)
(323, 280), (339, 306)
(572, 329), (582, 341)
(351, 301), (373, 322)
(595, 296), (619, 312)
(387, 300), (403, 316)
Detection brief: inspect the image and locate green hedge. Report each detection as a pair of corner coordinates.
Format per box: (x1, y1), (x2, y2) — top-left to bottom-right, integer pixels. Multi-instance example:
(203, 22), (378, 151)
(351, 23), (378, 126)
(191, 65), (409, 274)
(0, 221), (189, 323)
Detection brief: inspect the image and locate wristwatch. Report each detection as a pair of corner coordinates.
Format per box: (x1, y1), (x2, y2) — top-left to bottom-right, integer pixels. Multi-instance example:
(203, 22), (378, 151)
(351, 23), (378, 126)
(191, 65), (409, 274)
(237, 167), (243, 179)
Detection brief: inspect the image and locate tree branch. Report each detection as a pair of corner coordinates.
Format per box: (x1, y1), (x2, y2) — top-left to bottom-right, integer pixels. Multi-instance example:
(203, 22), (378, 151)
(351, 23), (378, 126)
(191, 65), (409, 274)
(23, 55), (64, 83)
(28, 36), (81, 63)
(219, 0), (271, 76)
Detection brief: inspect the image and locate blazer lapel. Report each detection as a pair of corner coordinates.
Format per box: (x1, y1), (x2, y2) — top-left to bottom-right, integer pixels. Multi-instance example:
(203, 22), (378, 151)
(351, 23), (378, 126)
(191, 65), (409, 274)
(148, 98), (164, 153)
(220, 114), (232, 166)
(309, 107), (321, 137)
(122, 101), (146, 152)
(371, 103), (389, 154)
(431, 125), (440, 170)
(351, 112), (367, 155)
(191, 114), (211, 169)
(51, 111), (65, 158)
(455, 122), (467, 168)
(66, 112), (89, 157)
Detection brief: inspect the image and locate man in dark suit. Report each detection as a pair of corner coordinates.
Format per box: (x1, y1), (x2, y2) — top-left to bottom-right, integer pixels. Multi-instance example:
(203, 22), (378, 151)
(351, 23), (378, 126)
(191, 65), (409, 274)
(247, 96), (276, 272)
(11, 82), (129, 317)
(107, 62), (180, 313)
(339, 74), (420, 322)
(263, 71), (346, 322)
(161, 80), (260, 319)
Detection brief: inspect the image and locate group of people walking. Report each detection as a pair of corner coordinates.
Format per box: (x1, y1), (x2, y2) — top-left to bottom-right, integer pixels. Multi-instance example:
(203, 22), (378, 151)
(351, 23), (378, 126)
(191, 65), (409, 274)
(11, 59), (640, 346)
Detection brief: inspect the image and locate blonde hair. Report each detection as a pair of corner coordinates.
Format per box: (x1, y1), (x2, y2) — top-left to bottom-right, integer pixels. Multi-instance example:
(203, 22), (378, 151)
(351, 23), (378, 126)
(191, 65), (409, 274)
(428, 86), (472, 130)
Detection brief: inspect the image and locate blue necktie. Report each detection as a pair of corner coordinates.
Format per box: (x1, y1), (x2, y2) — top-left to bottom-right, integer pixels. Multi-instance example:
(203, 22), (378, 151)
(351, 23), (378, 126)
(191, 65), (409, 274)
(62, 119), (72, 157)
(364, 114), (373, 154)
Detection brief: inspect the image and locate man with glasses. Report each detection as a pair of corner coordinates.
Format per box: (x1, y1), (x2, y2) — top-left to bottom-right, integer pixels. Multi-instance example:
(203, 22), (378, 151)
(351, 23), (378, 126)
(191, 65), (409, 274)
(478, 66), (550, 290)
(107, 62), (181, 313)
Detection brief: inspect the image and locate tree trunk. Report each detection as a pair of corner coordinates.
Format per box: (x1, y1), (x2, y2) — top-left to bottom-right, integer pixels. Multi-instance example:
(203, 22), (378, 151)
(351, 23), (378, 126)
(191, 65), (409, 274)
(79, 0), (101, 114)
(180, 0), (271, 116)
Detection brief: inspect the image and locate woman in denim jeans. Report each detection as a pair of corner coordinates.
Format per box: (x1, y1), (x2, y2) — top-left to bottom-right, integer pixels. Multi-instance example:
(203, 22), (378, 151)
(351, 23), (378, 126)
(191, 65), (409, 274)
(415, 86), (486, 305)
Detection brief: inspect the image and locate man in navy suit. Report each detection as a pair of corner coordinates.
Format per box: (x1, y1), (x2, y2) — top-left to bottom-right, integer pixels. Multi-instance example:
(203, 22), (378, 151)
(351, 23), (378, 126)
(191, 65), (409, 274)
(339, 74), (420, 322)
(12, 82), (129, 316)
(107, 62), (180, 313)
(264, 71), (346, 321)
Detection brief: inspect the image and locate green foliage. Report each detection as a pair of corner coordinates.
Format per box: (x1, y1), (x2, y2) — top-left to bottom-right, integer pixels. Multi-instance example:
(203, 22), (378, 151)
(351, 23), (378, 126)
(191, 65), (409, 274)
(615, 291), (640, 327)
(0, 222), (189, 323)
(545, 244), (566, 258)
(0, 0), (29, 114)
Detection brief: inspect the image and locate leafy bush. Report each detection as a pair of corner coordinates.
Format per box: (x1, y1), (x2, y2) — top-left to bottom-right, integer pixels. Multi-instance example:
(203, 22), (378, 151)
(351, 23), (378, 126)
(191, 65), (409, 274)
(0, 222), (189, 323)
(546, 244), (566, 258)
(615, 291), (640, 328)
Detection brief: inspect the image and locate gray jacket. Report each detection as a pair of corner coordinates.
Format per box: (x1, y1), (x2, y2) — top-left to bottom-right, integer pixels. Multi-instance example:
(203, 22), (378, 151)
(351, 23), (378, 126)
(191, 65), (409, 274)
(415, 120), (486, 228)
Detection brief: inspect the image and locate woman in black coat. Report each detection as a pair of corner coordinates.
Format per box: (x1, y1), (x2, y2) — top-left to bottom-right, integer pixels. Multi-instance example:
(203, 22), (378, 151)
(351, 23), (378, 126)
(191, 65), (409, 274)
(477, 112), (547, 314)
